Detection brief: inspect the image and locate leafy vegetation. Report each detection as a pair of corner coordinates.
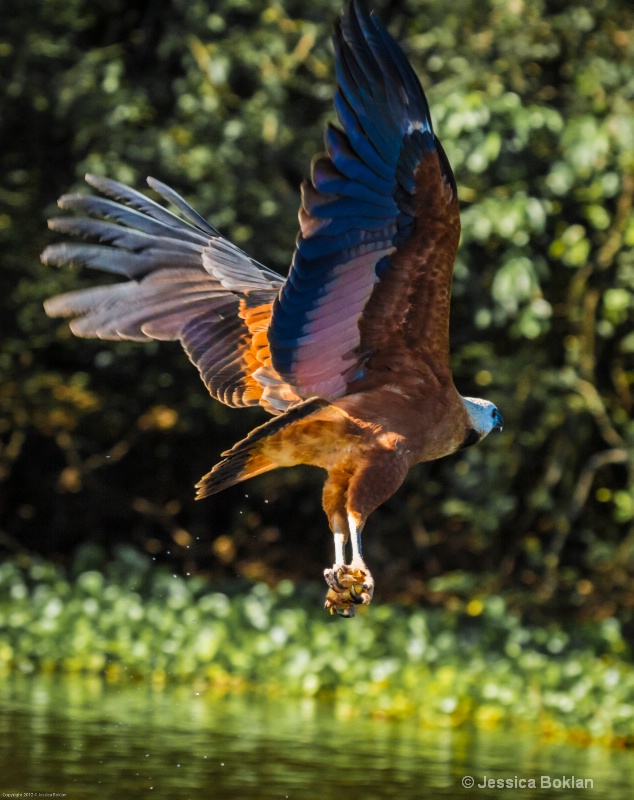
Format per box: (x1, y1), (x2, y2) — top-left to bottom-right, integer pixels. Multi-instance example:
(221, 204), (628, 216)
(0, 550), (632, 746)
(1, 0), (633, 623)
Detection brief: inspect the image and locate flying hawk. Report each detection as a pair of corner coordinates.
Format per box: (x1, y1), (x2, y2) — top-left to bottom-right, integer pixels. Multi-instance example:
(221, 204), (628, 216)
(42, 0), (503, 616)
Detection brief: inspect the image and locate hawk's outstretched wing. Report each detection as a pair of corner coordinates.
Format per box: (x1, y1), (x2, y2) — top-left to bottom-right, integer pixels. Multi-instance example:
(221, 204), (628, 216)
(43, 175), (300, 413)
(268, 0), (460, 398)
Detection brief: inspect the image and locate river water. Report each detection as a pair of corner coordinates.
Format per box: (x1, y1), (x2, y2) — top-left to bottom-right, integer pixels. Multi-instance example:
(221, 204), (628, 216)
(0, 673), (632, 798)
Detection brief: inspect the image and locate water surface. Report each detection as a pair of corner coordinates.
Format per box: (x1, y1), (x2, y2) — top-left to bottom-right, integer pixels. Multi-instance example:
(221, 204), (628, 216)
(0, 674), (632, 798)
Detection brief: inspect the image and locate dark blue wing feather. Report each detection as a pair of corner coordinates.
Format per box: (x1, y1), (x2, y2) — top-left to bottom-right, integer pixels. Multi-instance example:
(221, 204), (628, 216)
(268, 0), (449, 399)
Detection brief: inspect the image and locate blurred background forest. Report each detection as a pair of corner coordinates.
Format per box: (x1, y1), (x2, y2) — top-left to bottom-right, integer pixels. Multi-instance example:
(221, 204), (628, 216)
(1, 0), (633, 624)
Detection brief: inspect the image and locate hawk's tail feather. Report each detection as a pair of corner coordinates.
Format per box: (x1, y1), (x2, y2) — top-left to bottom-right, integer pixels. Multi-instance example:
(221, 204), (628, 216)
(196, 397), (328, 498)
(196, 451), (277, 498)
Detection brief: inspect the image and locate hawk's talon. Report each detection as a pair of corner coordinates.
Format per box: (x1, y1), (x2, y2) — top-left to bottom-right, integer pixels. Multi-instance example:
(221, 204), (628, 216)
(324, 567), (347, 593)
(323, 563), (374, 617)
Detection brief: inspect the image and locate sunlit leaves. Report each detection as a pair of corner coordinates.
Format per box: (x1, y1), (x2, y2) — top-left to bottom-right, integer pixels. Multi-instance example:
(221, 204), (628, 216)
(549, 224), (591, 268)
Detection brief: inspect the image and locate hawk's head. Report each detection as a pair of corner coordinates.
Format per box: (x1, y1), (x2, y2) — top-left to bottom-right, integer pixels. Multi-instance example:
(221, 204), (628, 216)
(462, 396), (504, 446)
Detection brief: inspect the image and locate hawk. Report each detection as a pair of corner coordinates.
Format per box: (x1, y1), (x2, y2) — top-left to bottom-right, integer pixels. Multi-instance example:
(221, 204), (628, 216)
(42, 0), (503, 616)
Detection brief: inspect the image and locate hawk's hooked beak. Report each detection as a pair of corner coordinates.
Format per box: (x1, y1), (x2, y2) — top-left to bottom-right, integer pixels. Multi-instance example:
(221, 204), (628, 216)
(493, 410), (504, 433)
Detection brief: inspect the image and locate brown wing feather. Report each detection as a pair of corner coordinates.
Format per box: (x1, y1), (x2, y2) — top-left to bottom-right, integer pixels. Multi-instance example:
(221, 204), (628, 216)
(355, 146), (460, 384)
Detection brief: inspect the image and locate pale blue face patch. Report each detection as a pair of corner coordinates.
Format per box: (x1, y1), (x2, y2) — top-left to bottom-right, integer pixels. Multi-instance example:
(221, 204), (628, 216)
(462, 397), (504, 438)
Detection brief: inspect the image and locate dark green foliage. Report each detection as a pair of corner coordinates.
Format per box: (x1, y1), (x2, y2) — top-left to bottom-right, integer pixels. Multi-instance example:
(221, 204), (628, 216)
(1, 0), (633, 620)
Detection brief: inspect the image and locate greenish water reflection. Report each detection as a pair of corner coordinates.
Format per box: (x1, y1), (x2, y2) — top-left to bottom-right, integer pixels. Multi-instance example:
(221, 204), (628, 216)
(0, 674), (632, 799)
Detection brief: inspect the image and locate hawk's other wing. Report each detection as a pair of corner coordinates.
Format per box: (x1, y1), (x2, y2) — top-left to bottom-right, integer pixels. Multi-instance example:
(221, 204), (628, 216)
(42, 175), (299, 413)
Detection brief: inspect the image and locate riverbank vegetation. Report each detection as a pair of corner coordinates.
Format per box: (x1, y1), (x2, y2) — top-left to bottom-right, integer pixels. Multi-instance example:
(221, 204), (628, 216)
(1, 549), (632, 748)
